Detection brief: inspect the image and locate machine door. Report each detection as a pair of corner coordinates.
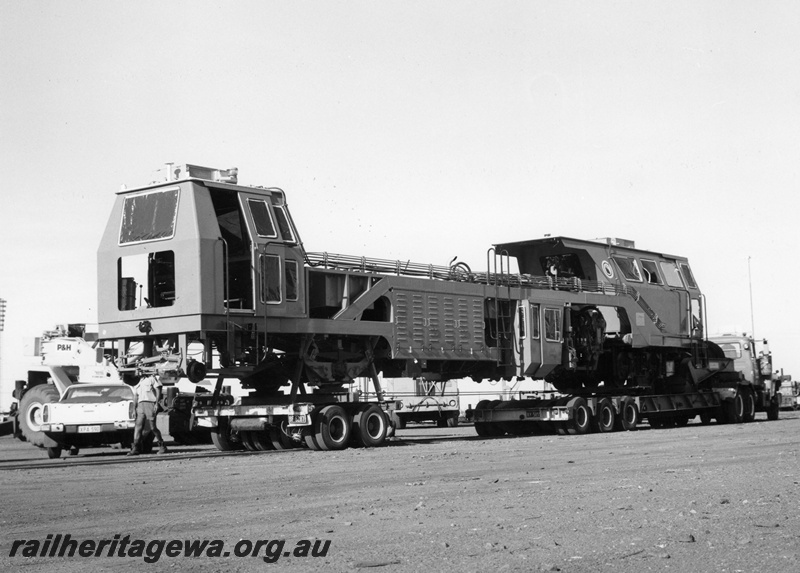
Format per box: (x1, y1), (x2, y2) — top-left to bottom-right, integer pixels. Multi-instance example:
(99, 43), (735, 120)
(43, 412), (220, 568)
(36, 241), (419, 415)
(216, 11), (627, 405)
(517, 301), (542, 376)
(209, 187), (255, 312)
(534, 306), (563, 378)
(241, 192), (306, 318)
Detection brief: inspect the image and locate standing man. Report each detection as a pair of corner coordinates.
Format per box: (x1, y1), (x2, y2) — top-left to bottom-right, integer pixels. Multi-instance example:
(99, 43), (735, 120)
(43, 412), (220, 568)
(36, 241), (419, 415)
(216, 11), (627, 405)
(128, 371), (169, 455)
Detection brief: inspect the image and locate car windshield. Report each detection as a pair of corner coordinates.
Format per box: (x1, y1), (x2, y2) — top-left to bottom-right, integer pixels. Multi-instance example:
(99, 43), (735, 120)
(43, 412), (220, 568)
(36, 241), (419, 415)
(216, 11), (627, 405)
(62, 385), (133, 403)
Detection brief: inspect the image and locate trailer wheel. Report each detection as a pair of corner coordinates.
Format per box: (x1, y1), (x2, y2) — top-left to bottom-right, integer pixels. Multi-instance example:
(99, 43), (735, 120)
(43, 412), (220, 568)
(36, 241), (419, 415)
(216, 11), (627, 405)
(269, 420), (295, 450)
(699, 411), (712, 425)
(352, 404), (388, 448)
(594, 399), (616, 433)
(312, 405), (351, 451)
(47, 446), (62, 459)
(19, 384), (60, 447)
(473, 400), (491, 437)
(617, 398), (639, 431)
(566, 397), (592, 435)
(240, 431), (257, 451)
(248, 430), (274, 451)
(210, 422), (240, 451)
(742, 388), (755, 423)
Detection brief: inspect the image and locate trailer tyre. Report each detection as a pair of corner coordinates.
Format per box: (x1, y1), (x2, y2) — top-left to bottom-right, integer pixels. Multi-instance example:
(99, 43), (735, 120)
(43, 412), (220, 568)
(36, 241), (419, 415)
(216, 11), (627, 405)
(767, 396), (780, 421)
(270, 421), (296, 450)
(566, 397), (592, 435)
(19, 384), (60, 447)
(312, 405), (351, 451)
(47, 446), (62, 459)
(617, 398), (639, 431)
(594, 399), (616, 433)
(473, 400), (491, 437)
(210, 421), (240, 451)
(742, 388), (756, 423)
(352, 404), (388, 448)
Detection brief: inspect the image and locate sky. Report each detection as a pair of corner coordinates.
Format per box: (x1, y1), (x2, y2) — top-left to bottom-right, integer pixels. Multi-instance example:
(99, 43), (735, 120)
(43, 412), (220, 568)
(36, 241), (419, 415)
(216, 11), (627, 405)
(1, 1), (799, 409)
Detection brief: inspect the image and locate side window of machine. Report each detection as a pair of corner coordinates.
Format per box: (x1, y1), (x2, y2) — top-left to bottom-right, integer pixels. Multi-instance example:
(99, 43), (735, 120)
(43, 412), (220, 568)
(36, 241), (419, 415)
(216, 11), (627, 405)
(260, 254), (282, 303)
(517, 305), (526, 339)
(273, 205), (296, 244)
(119, 188), (179, 244)
(640, 259), (662, 285)
(659, 262), (684, 288)
(285, 260), (298, 301)
(611, 256), (643, 282)
(679, 263), (698, 289)
(530, 304), (540, 339)
(247, 199), (277, 238)
(544, 308), (561, 341)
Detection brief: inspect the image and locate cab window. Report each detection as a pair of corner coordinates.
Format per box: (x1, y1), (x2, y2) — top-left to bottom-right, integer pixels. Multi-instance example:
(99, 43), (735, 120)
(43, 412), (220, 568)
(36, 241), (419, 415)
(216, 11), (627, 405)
(680, 263), (698, 289)
(273, 205), (296, 243)
(659, 262), (684, 288)
(119, 188), (179, 245)
(640, 259), (662, 285)
(247, 199), (277, 238)
(544, 308), (562, 341)
(612, 256), (643, 282)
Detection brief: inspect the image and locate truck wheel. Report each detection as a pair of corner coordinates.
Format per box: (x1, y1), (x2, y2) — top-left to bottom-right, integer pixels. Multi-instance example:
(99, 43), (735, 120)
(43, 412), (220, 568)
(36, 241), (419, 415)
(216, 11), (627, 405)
(566, 397), (592, 435)
(250, 431), (274, 451)
(742, 388), (756, 423)
(312, 405), (351, 451)
(47, 446), (62, 459)
(473, 400), (491, 437)
(19, 384), (60, 447)
(617, 398), (639, 431)
(722, 391), (745, 424)
(594, 399), (616, 433)
(352, 404), (388, 448)
(767, 397), (780, 421)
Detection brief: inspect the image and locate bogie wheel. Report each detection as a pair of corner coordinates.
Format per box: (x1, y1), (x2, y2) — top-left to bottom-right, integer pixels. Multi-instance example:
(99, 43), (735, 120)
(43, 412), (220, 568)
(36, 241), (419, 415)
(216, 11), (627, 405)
(742, 388), (756, 423)
(675, 415), (691, 427)
(618, 398), (639, 431)
(47, 446), (62, 459)
(312, 405), (352, 451)
(566, 397), (592, 435)
(352, 404), (388, 448)
(594, 399), (616, 433)
(270, 420), (296, 450)
(19, 384), (60, 447)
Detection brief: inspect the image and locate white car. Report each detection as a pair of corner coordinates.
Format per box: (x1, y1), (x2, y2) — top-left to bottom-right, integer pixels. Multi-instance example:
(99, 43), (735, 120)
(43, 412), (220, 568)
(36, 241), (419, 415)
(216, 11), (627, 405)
(40, 383), (151, 458)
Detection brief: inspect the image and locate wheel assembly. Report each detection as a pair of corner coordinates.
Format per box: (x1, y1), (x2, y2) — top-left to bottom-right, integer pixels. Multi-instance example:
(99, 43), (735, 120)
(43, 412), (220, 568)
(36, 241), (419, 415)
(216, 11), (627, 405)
(594, 398), (616, 433)
(351, 404), (388, 448)
(309, 405), (351, 451)
(19, 384), (60, 447)
(566, 397), (592, 435)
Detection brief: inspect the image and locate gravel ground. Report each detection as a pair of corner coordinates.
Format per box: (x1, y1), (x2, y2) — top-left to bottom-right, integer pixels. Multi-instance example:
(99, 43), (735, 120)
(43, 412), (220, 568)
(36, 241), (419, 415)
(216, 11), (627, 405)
(1, 411), (799, 573)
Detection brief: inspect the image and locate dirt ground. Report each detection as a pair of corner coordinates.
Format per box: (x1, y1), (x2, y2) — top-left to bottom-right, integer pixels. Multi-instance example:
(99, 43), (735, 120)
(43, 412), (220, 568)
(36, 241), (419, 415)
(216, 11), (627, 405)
(1, 411), (799, 573)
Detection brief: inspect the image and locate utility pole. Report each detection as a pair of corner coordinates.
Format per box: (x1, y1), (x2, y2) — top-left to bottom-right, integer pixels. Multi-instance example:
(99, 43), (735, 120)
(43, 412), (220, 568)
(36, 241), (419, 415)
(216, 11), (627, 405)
(747, 257), (755, 338)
